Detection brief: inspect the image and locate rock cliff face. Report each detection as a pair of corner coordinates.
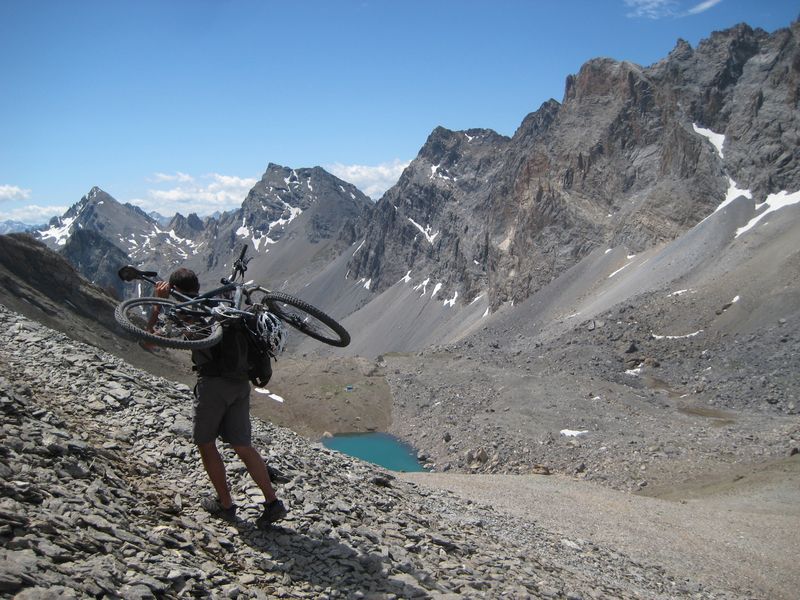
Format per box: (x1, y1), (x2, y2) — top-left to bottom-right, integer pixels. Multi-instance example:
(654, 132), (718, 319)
(348, 127), (510, 306)
(60, 229), (131, 299)
(197, 164), (371, 287)
(346, 21), (800, 308)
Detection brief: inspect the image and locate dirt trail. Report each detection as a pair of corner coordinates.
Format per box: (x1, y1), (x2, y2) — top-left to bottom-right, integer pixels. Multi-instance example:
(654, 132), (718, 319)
(400, 455), (800, 600)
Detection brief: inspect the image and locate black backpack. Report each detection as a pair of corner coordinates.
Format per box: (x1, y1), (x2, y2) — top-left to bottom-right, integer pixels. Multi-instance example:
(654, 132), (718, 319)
(243, 316), (274, 387)
(193, 319), (272, 387)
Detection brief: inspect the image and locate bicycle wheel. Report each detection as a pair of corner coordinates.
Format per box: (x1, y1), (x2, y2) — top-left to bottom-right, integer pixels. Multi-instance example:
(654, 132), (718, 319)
(114, 297), (223, 350)
(261, 292), (350, 347)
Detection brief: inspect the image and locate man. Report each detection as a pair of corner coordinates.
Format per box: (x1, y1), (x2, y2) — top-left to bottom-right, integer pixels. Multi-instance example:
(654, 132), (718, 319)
(155, 267), (287, 527)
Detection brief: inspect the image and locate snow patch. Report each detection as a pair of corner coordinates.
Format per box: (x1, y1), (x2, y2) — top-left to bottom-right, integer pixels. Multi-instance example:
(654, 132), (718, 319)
(363, 279), (372, 290)
(608, 260), (634, 279)
(732, 295), (740, 303)
(443, 291), (458, 308)
(254, 388), (284, 403)
(39, 217), (75, 246)
(352, 239), (365, 256)
(399, 270), (412, 284)
(651, 330), (703, 340)
(470, 293), (485, 305)
(413, 277), (430, 296)
(693, 123), (725, 159)
(258, 202), (304, 245)
(560, 429), (588, 437)
(736, 189), (800, 237)
(236, 217), (249, 238)
(431, 282), (443, 299)
(668, 289), (689, 297)
(715, 178), (752, 214)
(408, 218), (439, 244)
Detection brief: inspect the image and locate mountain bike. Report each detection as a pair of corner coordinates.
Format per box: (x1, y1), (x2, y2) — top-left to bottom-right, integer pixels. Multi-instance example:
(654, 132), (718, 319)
(114, 245), (350, 349)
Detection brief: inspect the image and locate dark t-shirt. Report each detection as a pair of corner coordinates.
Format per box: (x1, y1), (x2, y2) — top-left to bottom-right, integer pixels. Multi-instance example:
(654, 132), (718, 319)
(192, 323), (251, 380)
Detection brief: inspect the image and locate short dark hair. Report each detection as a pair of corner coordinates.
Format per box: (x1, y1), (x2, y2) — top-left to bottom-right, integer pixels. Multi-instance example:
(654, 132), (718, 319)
(169, 268), (199, 295)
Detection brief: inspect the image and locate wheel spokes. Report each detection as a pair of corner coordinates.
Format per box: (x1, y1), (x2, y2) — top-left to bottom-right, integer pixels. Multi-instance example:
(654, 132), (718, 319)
(128, 304), (215, 341)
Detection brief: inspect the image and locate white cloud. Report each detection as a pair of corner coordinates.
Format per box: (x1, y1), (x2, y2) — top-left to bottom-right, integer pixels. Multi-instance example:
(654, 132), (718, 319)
(207, 173), (255, 192)
(0, 204), (67, 225)
(149, 171), (194, 183)
(687, 0), (722, 15)
(130, 172), (257, 217)
(326, 159), (410, 199)
(625, 0), (722, 18)
(0, 185), (32, 202)
(625, 0), (678, 18)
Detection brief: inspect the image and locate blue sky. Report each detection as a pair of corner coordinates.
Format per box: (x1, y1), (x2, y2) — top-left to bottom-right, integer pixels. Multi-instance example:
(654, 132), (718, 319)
(1, 0), (797, 223)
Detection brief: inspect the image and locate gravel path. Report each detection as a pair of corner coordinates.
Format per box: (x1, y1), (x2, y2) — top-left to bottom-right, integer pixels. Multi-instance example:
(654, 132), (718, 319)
(3, 303), (737, 599)
(400, 461), (800, 600)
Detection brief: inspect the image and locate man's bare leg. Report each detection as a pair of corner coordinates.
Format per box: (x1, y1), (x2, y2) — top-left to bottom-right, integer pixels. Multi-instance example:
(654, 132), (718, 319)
(197, 441), (233, 508)
(233, 445), (277, 503)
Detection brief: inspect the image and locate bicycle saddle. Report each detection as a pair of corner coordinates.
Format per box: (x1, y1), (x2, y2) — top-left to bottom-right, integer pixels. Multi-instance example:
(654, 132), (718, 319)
(118, 265), (158, 282)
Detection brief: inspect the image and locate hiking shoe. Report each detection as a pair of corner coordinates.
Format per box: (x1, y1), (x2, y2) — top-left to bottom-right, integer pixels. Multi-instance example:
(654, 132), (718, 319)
(256, 499), (287, 528)
(200, 496), (237, 521)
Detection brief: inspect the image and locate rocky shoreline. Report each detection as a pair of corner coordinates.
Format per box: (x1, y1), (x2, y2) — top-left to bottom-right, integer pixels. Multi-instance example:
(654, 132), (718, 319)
(0, 303), (736, 598)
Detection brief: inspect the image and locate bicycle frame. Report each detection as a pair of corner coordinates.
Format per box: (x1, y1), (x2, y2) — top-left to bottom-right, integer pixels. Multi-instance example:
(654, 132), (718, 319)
(170, 281), (267, 321)
(125, 246), (262, 322)
(116, 244), (350, 348)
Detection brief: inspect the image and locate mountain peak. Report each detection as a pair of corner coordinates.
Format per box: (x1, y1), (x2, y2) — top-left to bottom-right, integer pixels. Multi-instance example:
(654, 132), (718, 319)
(64, 186), (117, 218)
(563, 57), (646, 104)
(83, 186), (115, 205)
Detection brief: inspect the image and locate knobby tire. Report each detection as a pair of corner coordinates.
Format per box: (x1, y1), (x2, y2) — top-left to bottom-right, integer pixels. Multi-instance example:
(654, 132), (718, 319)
(114, 297), (223, 350)
(262, 292), (350, 347)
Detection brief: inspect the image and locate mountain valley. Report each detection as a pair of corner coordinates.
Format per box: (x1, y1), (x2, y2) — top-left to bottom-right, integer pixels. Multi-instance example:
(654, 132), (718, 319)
(2, 17), (800, 599)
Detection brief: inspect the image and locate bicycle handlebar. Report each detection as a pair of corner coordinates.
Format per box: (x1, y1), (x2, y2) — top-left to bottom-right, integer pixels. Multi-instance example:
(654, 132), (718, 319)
(119, 243), (252, 298)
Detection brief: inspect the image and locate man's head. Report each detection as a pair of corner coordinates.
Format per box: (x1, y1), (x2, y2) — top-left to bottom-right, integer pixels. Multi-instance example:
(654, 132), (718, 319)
(169, 268), (199, 296)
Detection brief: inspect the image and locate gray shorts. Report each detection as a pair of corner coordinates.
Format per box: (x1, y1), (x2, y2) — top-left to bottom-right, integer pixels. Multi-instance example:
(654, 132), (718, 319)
(193, 376), (252, 446)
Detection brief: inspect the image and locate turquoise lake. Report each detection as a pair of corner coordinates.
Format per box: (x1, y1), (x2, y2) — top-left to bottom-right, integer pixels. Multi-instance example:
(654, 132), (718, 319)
(322, 432), (427, 472)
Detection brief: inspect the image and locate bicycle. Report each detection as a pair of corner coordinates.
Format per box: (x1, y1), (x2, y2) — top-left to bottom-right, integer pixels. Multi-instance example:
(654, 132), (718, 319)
(114, 245), (350, 349)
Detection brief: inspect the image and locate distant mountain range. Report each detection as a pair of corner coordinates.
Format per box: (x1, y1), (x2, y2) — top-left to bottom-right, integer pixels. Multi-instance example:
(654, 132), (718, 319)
(14, 19), (800, 357)
(31, 165), (371, 301)
(0, 220), (36, 235)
